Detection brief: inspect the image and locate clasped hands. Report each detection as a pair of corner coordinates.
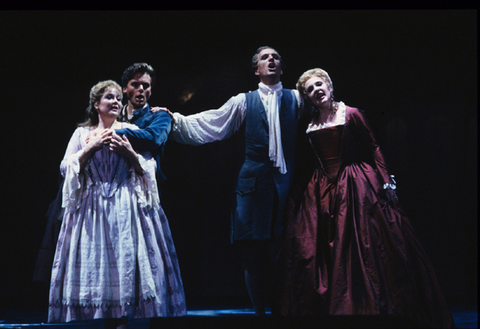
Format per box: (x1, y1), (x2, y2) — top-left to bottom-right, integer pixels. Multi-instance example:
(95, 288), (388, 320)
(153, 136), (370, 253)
(85, 129), (134, 157)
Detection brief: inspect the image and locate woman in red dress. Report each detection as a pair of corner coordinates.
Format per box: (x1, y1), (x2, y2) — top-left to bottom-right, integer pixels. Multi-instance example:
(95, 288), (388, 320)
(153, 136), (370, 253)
(279, 68), (455, 328)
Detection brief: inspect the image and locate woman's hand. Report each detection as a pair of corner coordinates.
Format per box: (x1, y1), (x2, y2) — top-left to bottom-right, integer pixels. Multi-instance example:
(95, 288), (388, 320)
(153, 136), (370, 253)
(79, 129), (113, 172)
(385, 189), (399, 206)
(85, 129), (113, 153)
(109, 132), (144, 175)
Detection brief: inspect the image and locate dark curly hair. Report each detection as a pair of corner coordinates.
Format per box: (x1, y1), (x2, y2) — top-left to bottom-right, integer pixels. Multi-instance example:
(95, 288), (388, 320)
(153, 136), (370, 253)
(120, 63), (156, 88)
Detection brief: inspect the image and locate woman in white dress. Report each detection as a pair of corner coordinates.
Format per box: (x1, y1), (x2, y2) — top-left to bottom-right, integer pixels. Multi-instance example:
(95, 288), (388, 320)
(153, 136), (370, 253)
(48, 80), (186, 328)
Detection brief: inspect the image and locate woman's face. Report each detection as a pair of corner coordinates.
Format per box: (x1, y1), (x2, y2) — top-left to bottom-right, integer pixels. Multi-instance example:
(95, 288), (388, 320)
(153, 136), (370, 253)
(304, 76), (332, 109)
(95, 88), (122, 119)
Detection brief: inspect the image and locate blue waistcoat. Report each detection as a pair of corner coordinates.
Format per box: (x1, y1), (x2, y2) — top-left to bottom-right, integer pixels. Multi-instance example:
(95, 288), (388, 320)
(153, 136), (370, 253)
(231, 89), (298, 241)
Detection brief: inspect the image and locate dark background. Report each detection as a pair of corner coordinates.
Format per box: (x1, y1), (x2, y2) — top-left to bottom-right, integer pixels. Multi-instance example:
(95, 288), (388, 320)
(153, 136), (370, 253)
(0, 10), (477, 309)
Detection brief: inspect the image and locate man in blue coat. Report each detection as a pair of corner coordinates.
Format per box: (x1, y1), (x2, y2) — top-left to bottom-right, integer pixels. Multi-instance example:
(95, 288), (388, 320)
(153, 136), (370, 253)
(115, 62), (172, 183)
(168, 46), (303, 315)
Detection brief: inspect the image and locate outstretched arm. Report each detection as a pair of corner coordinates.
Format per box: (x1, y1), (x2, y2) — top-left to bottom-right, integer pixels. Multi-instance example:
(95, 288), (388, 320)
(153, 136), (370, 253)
(170, 94), (247, 145)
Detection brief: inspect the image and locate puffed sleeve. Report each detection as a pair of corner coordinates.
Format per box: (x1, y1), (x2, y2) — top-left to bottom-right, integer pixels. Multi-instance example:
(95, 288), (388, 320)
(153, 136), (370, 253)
(293, 89), (305, 119)
(170, 93), (247, 145)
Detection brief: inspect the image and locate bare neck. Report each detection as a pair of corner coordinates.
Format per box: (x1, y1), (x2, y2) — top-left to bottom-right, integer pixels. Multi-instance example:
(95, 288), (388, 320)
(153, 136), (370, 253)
(125, 103), (135, 120)
(313, 104), (336, 125)
(260, 76), (281, 86)
(97, 117), (117, 130)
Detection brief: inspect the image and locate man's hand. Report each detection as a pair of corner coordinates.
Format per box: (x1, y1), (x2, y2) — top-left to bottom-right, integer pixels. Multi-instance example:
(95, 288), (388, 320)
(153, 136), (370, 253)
(151, 106), (173, 118)
(109, 132), (144, 175)
(109, 132), (135, 157)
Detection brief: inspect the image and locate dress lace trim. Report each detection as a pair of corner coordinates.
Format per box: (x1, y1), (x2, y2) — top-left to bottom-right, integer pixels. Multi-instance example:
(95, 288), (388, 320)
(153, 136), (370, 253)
(57, 293), (158, 308)
(306, 102), (346, 133)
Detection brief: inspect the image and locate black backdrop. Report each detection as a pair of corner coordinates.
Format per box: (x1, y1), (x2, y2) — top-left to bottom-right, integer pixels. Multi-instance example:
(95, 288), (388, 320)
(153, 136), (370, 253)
(0, 10), (476, 309)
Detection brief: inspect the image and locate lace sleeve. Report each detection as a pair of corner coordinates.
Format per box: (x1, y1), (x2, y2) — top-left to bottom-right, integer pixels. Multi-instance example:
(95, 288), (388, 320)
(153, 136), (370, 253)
(60, 127), (92, 213)
(60, 127), (85, 177)
(129, 150), (160, 210)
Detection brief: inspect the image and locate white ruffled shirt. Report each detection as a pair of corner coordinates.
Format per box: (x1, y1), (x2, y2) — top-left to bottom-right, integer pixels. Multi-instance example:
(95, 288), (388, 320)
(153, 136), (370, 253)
(258, 82), (286, 173)
(171, 82), (303, 174)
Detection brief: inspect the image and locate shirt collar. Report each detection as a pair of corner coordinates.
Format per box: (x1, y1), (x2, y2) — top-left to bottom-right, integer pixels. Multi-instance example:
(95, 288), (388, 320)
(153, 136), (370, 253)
(258, 81), (283, 95)
(132, 103), (149, 116)
(127, 103), (149, 122)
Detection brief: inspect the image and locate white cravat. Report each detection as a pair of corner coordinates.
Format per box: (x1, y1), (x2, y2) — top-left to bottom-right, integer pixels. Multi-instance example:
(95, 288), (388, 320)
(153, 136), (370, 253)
(258, 82), (286, 174)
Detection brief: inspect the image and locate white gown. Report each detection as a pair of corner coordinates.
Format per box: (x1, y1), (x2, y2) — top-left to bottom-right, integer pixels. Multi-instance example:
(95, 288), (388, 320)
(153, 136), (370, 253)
(48, 124), (186, 322)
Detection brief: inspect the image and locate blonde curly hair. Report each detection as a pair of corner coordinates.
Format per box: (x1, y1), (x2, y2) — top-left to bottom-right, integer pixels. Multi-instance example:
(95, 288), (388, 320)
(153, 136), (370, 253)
(296, 68), (338, 112)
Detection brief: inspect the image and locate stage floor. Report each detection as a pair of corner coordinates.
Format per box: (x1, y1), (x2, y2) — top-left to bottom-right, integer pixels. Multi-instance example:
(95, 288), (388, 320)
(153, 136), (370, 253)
(0, 304), (477, 328)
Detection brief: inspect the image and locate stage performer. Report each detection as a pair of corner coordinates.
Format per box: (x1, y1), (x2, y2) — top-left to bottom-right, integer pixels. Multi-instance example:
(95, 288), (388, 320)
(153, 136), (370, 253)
(33, 63), (172, 287)
(163, 46), (303, 315)
(279, 68), (455, 328)
(47, 80), (186, 328)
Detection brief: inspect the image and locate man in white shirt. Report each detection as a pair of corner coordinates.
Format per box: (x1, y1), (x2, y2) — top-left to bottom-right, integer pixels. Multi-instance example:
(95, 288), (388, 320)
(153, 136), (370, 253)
(169, 46), (303, 315)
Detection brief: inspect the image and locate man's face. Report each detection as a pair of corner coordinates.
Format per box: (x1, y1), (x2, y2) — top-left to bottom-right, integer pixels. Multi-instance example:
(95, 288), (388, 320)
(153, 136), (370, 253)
(123, 72), (152, 110)
(255, 48), (283, 84)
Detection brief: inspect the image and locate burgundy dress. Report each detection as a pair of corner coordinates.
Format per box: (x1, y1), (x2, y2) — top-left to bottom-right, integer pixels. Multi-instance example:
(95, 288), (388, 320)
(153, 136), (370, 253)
(279, 105), (455, 328)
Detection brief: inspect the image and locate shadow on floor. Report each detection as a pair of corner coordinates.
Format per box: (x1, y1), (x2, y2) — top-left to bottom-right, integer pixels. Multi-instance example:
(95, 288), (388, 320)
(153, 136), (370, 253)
(0, 303), (477, 329)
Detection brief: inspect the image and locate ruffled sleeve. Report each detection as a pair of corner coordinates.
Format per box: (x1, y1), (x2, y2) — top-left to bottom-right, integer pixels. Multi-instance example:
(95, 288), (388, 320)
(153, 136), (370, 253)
(171, 93), (247, 145)
(128, 151), (160, 210)
(60, 127), (92, 213)
(118, 122), (160, 209)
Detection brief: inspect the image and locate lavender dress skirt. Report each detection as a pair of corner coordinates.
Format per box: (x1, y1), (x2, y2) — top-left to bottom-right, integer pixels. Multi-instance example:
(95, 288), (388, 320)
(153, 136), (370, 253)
(48, 126), (186, 323)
